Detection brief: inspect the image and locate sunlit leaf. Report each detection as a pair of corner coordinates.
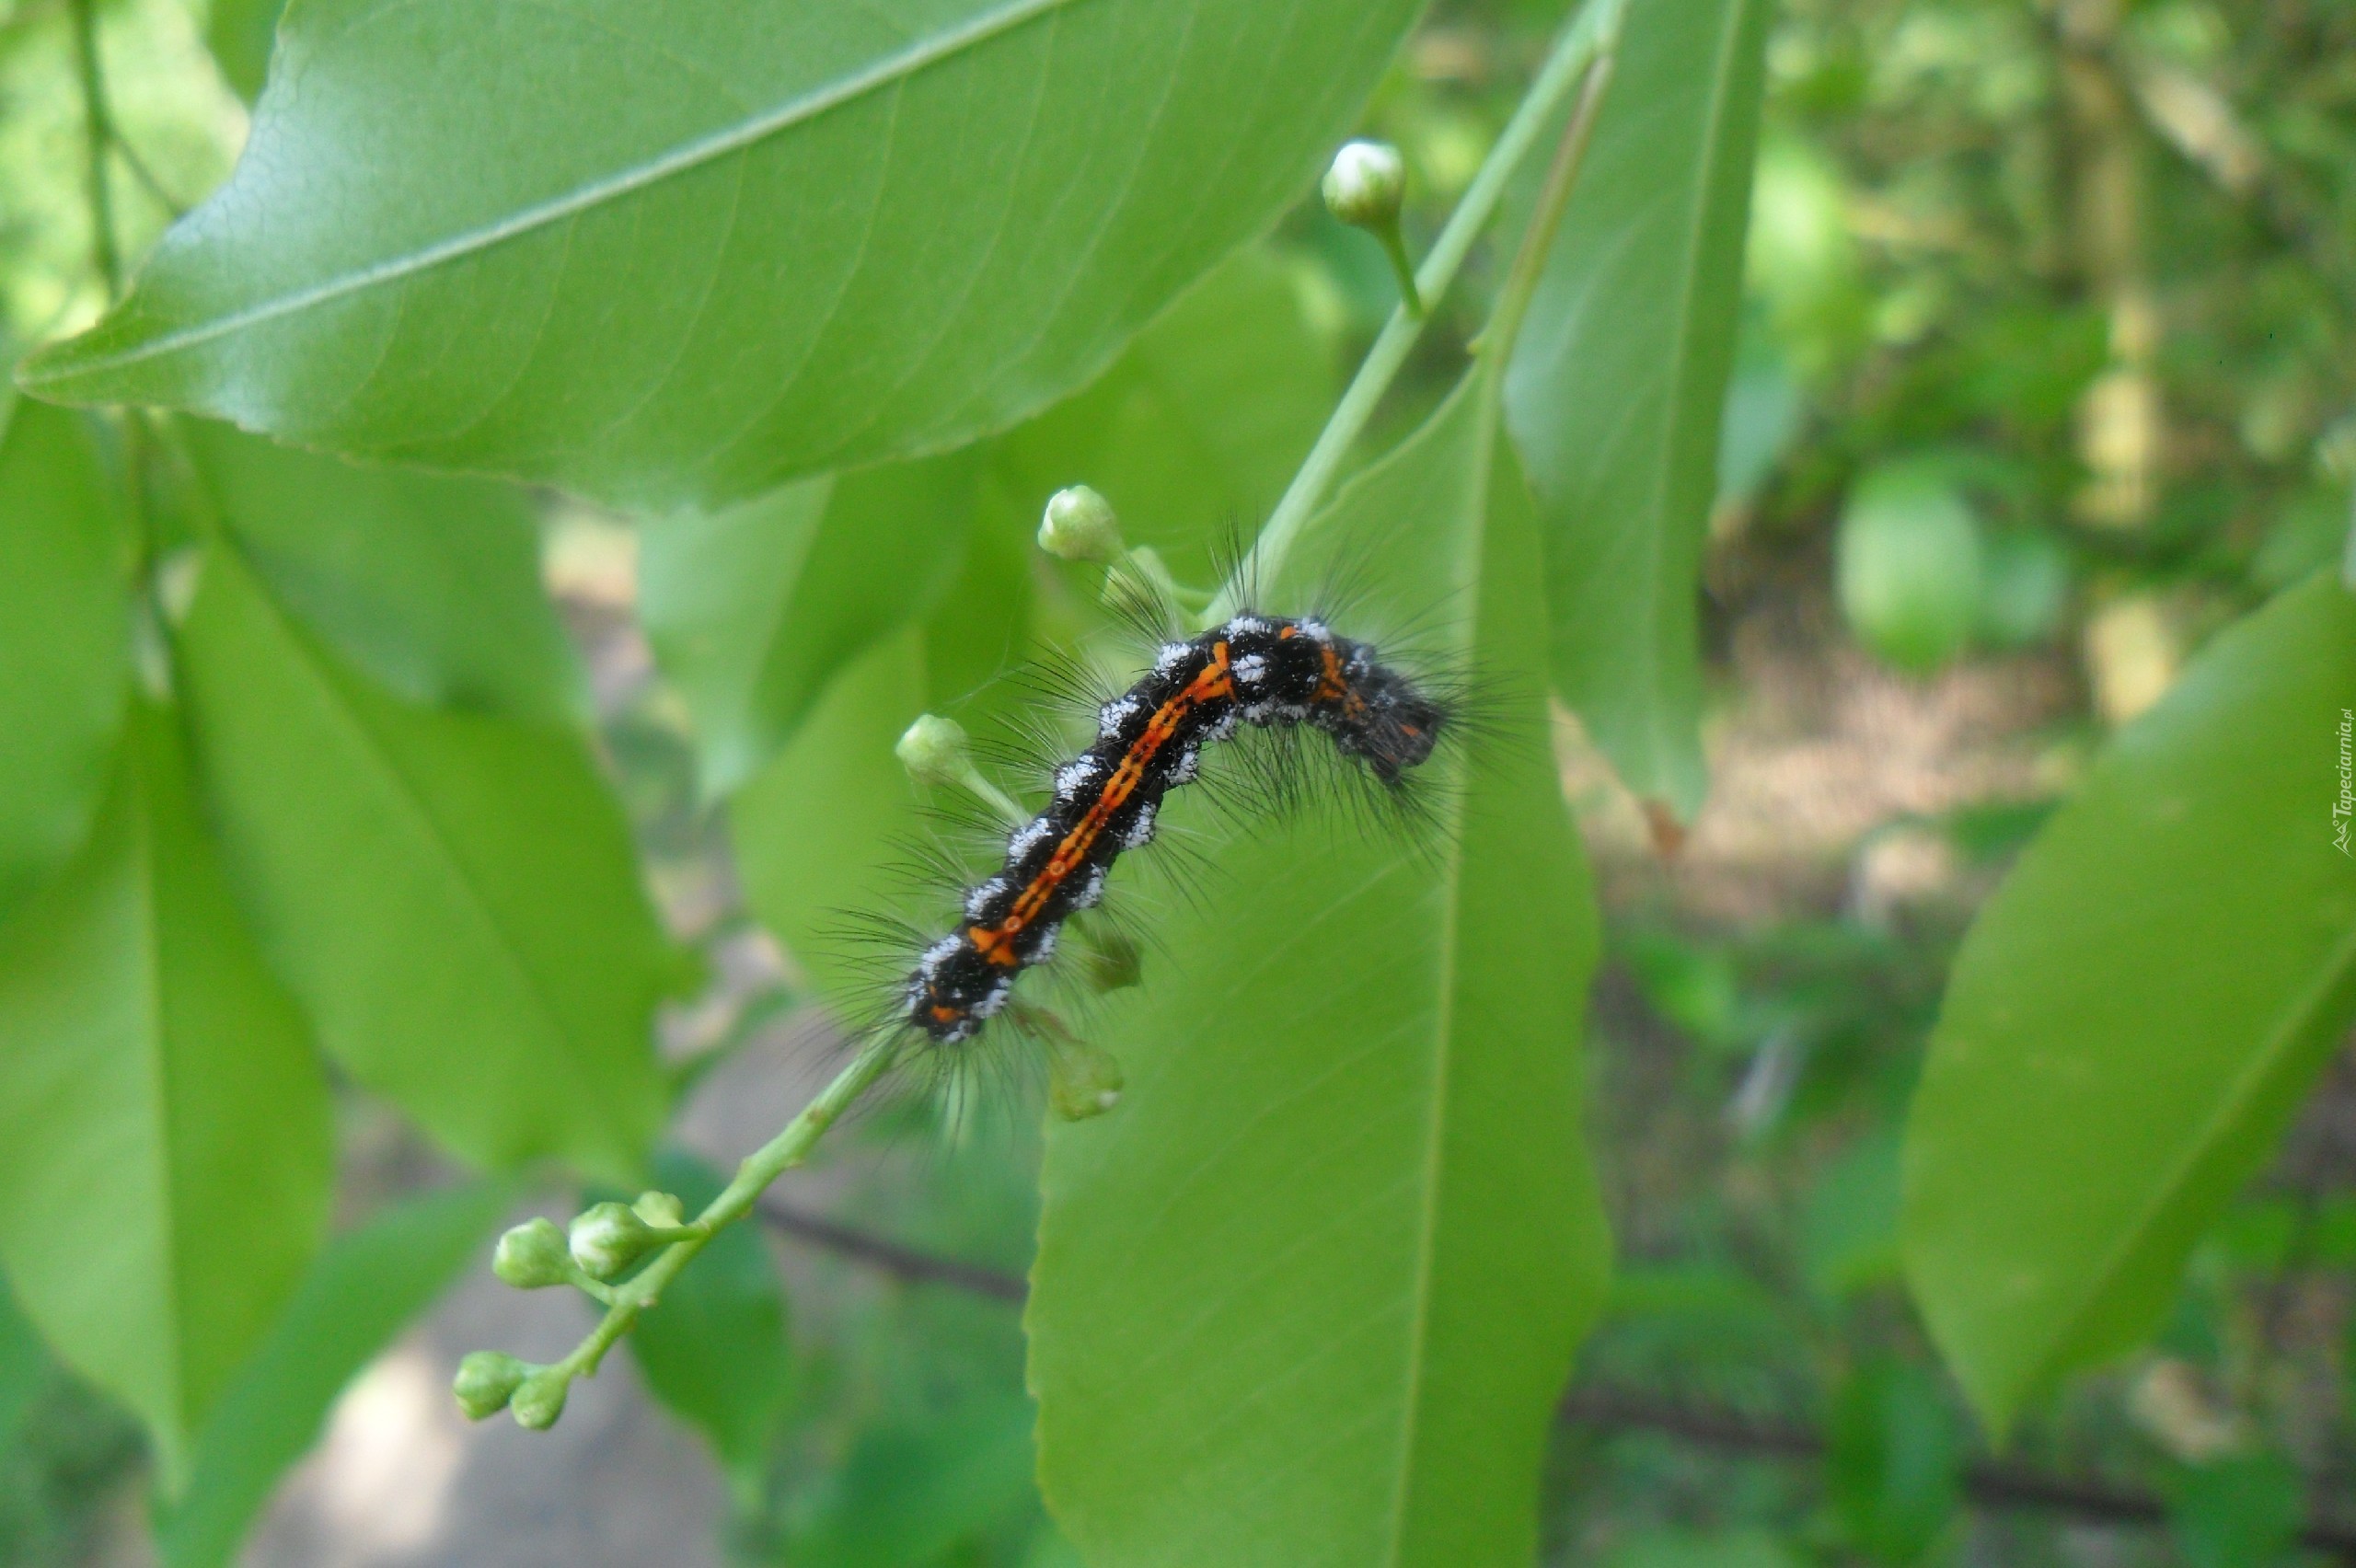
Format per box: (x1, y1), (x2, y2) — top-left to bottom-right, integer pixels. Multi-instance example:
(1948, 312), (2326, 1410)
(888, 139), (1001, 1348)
(0, 701), (331, 1483)
(0, 397), (130, 923)
(177, 539), (671, 1182)
(178, 419), (584, 723)
(22, 0), (1420, 513)
(1904, 572), (2356, 1432)
(1503, 0), (1772, 819)
(156, 1182), (510, 1568)
(1030, 367), (1610, 1564)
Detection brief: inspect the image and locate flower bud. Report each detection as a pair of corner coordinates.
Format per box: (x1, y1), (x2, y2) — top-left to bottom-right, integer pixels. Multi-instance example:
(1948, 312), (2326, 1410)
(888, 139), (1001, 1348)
(1322, 140), (1405, 230)
(1037, 485), (1125, 564)
(491, 1217), (574, 1290)
(895, 713), (973, 788)
(453, 1352), (531, 1421)
(632, 1190), (687, 1228)
(511, 1366), (572, 1431)
(1045, 1028), (1126, 1122)
(570, 1201), (661, 1280)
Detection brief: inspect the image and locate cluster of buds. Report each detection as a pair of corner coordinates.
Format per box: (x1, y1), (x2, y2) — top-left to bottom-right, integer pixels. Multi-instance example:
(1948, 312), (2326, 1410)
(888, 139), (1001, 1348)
(455, 1189), (703, 1427)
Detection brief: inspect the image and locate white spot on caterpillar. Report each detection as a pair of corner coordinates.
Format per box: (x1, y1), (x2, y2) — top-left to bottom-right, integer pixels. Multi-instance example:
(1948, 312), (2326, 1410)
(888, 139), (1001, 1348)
(1028, 926), (1059, 963)
(1203, 711), (1239, 743)
(1097, 696), (1141, 736)
(1233, 653), (1269, 688)
(1154, 642), (1194, 674)
(963, 878), (1008, 919)
(918, 936), (963, 979)
(1070, 864), (1109, 910)
(1122, 803), (1159, 849)
(972, 975), (1016, 1019)
(1007, 818), (1051, 860)
(1299, 618), (1332, 641)
(1166, 744), (1201, 786)
(1055, 756), (1103, 801)
(1225, 617), (1272, 638)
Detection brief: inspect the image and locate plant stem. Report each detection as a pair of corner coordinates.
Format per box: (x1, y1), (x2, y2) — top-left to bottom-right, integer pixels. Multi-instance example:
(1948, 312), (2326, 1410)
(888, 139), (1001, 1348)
(557, 1032), (902, 1380)
(1483, 37), (1617, 369)
(67, 0), (121, 297)
(1211, 0), (1626, 621)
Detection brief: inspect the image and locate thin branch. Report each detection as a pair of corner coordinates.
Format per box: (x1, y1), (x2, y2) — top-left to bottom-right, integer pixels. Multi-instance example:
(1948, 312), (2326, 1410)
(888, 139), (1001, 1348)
(1560, 1385), (2356, 1562)
(733, 1206), (2356, 1559)
(757, 1197), (1026, 1303)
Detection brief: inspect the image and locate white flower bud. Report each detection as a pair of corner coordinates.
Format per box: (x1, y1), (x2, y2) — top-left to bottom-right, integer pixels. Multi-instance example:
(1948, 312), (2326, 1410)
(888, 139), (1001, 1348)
(569, 1201), (661, 1280)
(1322, 140), (1405, 230)
(1037, 485), (1125, 563)
(895, 713), (973, 787)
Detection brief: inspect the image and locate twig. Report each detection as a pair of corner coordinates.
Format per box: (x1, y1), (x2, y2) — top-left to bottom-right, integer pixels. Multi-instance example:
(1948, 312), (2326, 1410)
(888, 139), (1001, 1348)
(757, 1198), (1026, 1303)
(1560, 1384), (2356, 1561)
(723, 1205), (2356, 1558)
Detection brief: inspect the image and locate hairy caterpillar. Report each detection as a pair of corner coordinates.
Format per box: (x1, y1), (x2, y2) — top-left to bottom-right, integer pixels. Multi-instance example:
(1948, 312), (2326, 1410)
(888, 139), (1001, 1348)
(901, 612), (1452, 1046)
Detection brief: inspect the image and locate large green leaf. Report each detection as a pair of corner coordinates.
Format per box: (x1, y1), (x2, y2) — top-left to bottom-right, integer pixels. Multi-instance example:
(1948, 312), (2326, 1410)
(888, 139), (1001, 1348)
(0, 397), (130, 923)
(641, 454), (976, 798)
(1903, 572), (2356, 1432)
(178, 419), (584, 723)
(0, 700), (332, 1484)
(1501, 0), (1771, 819)
(156, 1182), (511, 1568)
(20, 0), (1420, 512)
(1029, 368), (1610, 1565)
(621, 1151), (791, 1501)
(176, 538), (671, 1182)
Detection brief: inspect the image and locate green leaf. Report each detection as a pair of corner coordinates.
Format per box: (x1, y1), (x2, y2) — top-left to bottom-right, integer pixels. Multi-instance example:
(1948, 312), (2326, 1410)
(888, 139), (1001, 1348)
(1603, 1528), (1805, 1568)
(203, 0), (284, 102)
(2163, 1451), (2306, 1568)
(0, 1277), (51, 1454)
(1502, 0), (1772, 820)
(619, 1151), (791, 1501)
(793, 1394), (1039, 1568)
(0, 398), (130, 924)
(0, 700), (332, 1483)
(177, 419), (583, 724)
(641, 454), (976, 798)
(176, 538), (670, 1182)
(21, 0), (1422, 513)
(1029, 368), (1610, 1565)
(1826, 1357), (1965, 1565)
(155, 1182), (511, 1568)
(1903, 571), (2356, 1432)
(1836, 460), (1984, 674)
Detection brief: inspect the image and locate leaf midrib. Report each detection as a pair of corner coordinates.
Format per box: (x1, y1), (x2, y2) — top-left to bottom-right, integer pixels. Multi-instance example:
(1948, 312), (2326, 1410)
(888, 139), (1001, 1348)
(214, 546), (594, 1115)
(26, 0), (1092, 385)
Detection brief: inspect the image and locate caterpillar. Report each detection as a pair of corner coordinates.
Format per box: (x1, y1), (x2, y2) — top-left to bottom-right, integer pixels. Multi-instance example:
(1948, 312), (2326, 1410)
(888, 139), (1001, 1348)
(903, 613), (1449, 1044)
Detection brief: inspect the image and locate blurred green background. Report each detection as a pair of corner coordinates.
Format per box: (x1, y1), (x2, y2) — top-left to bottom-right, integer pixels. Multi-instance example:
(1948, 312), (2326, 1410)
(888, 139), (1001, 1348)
(2, 0), (2351, 1562)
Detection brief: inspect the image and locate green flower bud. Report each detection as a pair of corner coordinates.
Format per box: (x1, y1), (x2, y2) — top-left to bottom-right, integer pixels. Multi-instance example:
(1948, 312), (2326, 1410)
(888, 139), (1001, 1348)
(632, 1190), (687, 1228)
(570, 1201), (661, 1280)
(895, 713), (973, 787)
(1322, 139), (1405, 229)
(491, 1216), (574, 1290)
(1045, 1027), (1126, 1123)
(511, 1366), (572, 1431)
(453, 1352), (531, 1421)
(1037, 485), (1125, 564)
